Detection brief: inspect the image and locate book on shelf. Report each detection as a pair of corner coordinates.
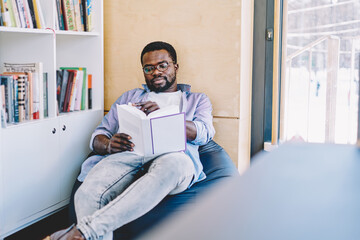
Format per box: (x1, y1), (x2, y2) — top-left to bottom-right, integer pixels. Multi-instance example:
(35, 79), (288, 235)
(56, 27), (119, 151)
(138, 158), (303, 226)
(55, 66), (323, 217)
(86, 0), (94, 31)
(22, 0), (33, 28)
(73, 68), (83, 111)
(33, 0), (45, 29)
(55, 0), (93, 31)
(0, 75), (14, 123)
(79, 0), (85, 31)
(0, 84), (7, 128)
(73, 0), (83, 31)
(55, 0), (64, 30)
(116, 104), (186, 156)
(3, 62), (44, 120)
(43, 72), (48, 117)
(87, 74), (92, 109)
(68, 69), (78, 111)
(6, 0), (17, 27)
(0, 2), (3, 26)
(62, 0), (75, 30)
(3, 0), (45, 29)
(58, 69), (68, 112)
(27, 0), (37, 28)
(0, 0), (11, 26)
(10, 0), (21, 27)
(2, 72), (35, 122)
(63, 69), (75, 112)
(12, 75), (18, 122)
(15, 0), (26, 27)
(56, 67), (90, 114)
(17, 74), (26, 122)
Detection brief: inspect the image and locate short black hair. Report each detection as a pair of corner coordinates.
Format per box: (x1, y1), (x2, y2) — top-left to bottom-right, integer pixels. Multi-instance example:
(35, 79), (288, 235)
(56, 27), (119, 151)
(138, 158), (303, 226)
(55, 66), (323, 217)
(141, 41), (177, 64)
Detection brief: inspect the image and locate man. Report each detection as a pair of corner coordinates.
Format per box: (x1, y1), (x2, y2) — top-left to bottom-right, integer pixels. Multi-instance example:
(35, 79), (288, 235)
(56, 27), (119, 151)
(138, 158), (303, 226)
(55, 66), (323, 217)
(47, 41), (215, 240)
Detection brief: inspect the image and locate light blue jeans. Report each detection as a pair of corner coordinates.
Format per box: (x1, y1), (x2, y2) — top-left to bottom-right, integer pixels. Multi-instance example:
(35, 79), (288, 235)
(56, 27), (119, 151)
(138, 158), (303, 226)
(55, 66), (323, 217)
(74, 151), (195, 240)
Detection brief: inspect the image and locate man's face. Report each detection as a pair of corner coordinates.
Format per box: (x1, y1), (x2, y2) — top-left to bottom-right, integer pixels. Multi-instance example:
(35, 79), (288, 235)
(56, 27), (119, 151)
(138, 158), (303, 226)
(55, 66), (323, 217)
(142, 49), (178, 93)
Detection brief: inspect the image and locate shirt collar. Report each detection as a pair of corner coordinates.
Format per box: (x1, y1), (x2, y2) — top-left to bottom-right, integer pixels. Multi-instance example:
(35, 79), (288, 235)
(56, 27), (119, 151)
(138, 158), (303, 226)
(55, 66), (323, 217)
(142, 83), (191, 93)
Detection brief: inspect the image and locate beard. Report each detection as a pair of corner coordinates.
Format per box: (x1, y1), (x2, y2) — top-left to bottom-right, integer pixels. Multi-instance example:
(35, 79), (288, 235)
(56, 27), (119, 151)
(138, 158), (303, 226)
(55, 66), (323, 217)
(148, 75), (176, 93)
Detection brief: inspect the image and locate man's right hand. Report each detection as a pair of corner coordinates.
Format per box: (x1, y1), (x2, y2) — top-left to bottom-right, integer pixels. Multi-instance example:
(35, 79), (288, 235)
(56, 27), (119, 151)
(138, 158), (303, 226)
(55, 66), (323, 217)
(107, 133), (134, 153)
(93, 133), (134, 155)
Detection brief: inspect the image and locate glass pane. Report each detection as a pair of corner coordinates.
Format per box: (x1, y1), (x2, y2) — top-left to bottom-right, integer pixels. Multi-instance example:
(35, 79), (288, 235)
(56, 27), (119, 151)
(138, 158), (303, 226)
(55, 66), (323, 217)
(281, 0), (360, 144)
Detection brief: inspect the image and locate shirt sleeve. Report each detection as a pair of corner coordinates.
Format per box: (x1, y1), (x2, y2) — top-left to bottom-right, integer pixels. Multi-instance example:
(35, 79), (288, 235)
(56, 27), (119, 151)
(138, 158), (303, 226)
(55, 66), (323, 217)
(189, 93), (215, 145)
(89, 90), (139, 150)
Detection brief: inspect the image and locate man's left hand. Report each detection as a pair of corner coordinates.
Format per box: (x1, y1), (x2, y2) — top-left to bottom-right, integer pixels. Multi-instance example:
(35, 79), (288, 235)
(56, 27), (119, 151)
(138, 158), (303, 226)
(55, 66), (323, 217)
(134, 101), (160, 115)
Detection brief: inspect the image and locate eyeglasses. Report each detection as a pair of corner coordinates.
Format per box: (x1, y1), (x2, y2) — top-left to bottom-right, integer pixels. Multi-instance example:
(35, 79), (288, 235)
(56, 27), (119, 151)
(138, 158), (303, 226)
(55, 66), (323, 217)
(143, 61), (174, 75)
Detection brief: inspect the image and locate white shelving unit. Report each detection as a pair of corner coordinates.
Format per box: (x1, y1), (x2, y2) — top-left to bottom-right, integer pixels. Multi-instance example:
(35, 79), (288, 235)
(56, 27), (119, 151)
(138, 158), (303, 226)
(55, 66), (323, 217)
(0, 1), (104, 238)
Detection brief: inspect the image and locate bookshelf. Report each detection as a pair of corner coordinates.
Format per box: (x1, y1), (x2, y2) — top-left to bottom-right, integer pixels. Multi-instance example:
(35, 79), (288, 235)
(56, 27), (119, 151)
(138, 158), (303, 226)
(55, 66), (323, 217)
(0, 1), (103, 238)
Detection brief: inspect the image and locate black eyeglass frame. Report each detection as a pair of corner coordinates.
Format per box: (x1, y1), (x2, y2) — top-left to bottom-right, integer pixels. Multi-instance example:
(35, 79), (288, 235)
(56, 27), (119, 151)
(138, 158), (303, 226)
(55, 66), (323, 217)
(142, 61), (175, 75)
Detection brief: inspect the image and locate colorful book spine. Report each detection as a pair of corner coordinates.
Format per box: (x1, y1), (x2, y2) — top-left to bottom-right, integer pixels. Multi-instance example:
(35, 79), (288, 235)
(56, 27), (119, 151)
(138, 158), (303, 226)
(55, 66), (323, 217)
(59, 69), (69, 112)
(22, 0), (33, 28)
(27, 0), (37, 28)
(86, 0), (93, 31)
(0, 75), (14, 123)
(73, 0), (82, 31)
(43, 72), (48, 117)
(10, 0), (21, 27)
(12, 75), (18, 122)
(88, 74), (92, 109)
(1, 0), (11, 26)
(63, 0), (75, 30)
(15, 0), (26, 28)
(67, 69), (77, 111)
(55, 0), (64, 30)
(17, 74), (26, 122)
(0, 2), (3, 26)
(63, 70), (74, 112)
(7, 0), (17, 27)
(0, 84), (7, 127)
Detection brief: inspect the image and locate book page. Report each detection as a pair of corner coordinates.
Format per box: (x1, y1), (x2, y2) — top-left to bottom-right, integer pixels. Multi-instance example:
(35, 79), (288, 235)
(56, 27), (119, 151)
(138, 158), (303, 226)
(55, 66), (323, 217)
(117, 104), (146, 155)
(150, 113), (186, 155)
(147, 105), (179, 118)
(118, 104), (147, 119)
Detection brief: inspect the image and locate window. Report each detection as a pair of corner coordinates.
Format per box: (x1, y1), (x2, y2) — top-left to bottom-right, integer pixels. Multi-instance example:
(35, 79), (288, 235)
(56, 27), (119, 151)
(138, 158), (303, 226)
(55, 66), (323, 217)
(280, 0), (360, 144)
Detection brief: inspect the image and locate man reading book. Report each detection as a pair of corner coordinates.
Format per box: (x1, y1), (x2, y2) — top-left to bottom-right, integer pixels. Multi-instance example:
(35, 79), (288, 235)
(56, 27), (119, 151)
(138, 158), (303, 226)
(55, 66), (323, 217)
(46, 41), (215, 240)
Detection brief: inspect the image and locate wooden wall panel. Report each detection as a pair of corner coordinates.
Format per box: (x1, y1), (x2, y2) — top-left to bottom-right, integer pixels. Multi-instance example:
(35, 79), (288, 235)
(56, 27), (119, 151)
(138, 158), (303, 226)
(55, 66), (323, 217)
(104, 0), (253, 170)
(213, 118), (239, 167)
(104, 0), (241, 118)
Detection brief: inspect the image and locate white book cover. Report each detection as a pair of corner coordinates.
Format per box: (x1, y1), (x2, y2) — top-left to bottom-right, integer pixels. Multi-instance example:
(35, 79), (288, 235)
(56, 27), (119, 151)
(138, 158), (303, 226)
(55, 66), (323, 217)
(117, 104), (186, 156)
(73, 69), (83, 111)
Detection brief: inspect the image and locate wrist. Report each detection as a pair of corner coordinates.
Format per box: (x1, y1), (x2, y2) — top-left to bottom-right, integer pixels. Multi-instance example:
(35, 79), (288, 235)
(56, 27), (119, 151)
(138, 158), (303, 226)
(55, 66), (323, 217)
(104, 138), (110, 154)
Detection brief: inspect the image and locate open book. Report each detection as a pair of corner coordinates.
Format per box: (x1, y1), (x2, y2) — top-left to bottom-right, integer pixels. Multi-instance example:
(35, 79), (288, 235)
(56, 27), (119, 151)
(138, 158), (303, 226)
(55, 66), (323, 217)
(116, 104), (186, 156)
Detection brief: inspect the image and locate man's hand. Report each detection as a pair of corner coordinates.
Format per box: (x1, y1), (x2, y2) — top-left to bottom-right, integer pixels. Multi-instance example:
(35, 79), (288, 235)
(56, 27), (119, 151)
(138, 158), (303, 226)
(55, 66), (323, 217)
(107, 133), (134, 153)
(93, 133), (134, 155)
(133, 101), (160, 115)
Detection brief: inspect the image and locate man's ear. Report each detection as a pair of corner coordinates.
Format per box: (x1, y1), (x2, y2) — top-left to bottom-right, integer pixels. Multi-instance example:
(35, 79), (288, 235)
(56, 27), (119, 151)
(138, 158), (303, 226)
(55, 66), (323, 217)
(174, 63), (179, 72)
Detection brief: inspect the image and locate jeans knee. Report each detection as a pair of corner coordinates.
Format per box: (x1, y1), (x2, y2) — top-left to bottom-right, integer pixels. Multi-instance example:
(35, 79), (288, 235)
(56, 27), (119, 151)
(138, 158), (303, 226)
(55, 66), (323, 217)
(150, 152), (194, 183)
(75, 182), (102, 212)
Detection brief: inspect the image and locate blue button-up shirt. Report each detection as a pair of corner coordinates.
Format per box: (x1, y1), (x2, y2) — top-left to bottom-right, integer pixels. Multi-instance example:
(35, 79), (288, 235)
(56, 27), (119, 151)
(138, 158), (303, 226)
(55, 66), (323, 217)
(78, 84), (215, 186)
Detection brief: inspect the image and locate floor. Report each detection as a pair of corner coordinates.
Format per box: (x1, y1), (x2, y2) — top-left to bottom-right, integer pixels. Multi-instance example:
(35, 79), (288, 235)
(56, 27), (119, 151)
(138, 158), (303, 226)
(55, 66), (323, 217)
(4, 207), (70, 240)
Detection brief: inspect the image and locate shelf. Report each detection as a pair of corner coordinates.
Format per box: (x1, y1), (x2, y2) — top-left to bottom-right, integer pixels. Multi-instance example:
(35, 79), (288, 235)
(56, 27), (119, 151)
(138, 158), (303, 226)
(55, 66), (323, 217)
(55, 30), (100, 37)
(0, 27), (100, 37)
(0, 27), (53, 35)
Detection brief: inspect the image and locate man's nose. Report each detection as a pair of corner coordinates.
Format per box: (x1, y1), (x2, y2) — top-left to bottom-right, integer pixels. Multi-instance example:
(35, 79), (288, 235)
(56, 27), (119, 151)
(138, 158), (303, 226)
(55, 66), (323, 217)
(152, 68), (162, 75)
